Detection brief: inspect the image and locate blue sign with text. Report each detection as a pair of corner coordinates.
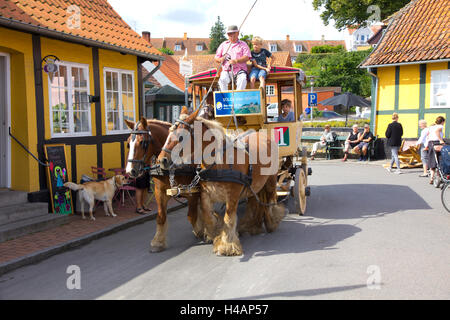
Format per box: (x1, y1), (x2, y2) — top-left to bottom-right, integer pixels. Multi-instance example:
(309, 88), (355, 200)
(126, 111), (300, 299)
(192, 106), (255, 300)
(308, 93), (318, 107)
(214, 90), (262, 117)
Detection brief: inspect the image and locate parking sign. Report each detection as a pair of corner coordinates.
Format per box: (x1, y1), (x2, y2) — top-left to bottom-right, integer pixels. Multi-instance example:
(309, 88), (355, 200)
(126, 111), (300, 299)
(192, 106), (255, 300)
(308, 93), (318, 107)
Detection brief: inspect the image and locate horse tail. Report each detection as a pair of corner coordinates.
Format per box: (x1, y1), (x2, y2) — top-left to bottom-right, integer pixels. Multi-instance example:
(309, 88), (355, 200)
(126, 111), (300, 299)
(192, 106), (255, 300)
(64, 182), (84, 191)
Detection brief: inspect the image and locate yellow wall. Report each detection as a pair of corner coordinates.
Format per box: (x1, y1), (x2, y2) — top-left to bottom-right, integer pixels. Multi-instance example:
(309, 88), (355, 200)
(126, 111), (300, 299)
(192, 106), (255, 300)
(398, 64), (420, 110)
(76, 145), (97, 180)
(377, 67), (396, 111)
(424, 113), (447, 133)
(0, 27), (37, 191)
(102, 142), (122, 176)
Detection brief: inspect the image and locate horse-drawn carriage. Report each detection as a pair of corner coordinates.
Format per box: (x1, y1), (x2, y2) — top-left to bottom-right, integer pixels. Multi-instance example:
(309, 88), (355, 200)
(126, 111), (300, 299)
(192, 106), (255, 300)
(126, 66), (312, 256)
(188, 66), (312, 215)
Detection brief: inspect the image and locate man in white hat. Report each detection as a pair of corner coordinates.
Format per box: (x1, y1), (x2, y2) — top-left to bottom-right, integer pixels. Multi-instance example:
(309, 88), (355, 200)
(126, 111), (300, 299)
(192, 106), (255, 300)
(214, 25), (251, 91)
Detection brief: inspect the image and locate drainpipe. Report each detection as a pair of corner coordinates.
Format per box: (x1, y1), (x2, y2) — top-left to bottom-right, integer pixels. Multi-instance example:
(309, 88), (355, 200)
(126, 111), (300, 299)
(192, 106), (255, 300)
(367, 68), (378, 135)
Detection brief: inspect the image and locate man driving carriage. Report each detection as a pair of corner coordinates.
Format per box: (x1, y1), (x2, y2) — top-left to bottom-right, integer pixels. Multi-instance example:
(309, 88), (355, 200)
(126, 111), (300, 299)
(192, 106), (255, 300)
(214, 25), (252, 92)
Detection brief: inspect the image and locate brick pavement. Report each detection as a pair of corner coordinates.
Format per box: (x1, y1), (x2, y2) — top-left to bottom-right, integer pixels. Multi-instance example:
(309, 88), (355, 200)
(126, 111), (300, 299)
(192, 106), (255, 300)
(0, 197), (185, 266)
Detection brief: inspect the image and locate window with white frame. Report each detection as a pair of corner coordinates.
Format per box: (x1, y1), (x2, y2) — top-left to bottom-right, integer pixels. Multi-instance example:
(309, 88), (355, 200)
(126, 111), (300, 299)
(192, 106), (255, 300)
(266, 85), (275, 96)
(196, 44), (203, 51)
(270, 44), (277, 52)
(49, 62), (91, 136)
(104, 69), (135, 133)
(174, 44), (182, 51)
(295, 44), (302, 52)
(431, 69), (450, 108)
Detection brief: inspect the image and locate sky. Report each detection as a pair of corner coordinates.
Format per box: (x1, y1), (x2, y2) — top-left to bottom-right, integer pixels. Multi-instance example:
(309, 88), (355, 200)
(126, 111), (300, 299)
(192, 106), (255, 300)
(108, 0), (346, 41)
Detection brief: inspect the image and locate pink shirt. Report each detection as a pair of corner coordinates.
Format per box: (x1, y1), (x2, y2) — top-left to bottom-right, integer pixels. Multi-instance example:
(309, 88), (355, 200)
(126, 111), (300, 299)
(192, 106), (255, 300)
(215, 40), (251, 74)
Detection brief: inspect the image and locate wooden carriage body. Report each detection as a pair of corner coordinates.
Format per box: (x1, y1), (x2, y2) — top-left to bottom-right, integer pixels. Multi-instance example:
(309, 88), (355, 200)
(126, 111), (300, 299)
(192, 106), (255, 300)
(189, 67), (305, 158)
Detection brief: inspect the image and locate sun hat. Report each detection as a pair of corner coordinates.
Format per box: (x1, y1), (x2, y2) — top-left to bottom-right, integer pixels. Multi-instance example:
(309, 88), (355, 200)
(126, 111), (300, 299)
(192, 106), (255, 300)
(227, 25), (239, 34)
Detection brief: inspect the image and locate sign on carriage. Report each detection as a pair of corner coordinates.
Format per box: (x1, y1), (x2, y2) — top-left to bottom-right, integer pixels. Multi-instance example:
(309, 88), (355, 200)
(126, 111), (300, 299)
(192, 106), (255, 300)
(274, 127), (290, 147)
(214, 90), (262, 117)
(44, 144), (73, 215)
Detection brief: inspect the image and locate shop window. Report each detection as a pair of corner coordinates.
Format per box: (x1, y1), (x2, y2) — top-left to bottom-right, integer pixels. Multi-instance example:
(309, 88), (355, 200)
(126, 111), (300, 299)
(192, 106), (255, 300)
(104, 68), (135, 133)
(49, 62), (91, 136)
(431, 69), (450, 108)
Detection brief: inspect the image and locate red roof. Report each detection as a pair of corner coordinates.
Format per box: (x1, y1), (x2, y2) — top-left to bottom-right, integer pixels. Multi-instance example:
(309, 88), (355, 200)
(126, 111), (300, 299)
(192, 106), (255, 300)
(0, 0), (162, 60)
(362, 0), (450, 67)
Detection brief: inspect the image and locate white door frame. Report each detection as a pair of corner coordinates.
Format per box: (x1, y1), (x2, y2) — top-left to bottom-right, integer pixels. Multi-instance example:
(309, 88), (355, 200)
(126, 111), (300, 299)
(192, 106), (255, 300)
(0, 52), (11, 188)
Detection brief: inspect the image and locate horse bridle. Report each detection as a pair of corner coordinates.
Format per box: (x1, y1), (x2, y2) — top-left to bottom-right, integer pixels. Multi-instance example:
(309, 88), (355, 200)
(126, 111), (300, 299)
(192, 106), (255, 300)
(161, 118), (193, 155)
(128, 123), (154, 174)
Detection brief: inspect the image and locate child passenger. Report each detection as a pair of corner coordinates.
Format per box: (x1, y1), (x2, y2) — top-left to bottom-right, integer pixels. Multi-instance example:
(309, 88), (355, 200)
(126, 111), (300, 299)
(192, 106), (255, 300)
(250, 36), (273, 89)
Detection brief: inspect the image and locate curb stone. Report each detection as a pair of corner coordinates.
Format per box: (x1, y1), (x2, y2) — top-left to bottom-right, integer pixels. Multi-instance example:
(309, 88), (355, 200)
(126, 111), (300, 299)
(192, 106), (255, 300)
(0, 202), (187, 277)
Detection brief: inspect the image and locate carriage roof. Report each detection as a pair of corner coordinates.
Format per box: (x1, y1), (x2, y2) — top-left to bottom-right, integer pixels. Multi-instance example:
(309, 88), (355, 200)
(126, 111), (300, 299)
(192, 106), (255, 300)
(189, 66), (302, 84)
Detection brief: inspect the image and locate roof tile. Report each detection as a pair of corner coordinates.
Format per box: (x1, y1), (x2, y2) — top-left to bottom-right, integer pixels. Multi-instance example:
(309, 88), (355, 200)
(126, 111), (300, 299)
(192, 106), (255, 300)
(362, 0), (450, 66)
(0, 0), (162, 59)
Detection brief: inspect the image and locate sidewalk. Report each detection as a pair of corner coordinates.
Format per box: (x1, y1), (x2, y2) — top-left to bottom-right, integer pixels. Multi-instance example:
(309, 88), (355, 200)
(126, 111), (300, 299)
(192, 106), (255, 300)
(0, 197), (187, 276)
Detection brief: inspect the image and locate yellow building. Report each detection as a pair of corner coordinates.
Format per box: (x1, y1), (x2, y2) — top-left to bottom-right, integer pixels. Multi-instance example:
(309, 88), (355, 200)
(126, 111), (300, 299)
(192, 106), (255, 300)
(0, 0), (163, 195)
(361, 0), (449, 140)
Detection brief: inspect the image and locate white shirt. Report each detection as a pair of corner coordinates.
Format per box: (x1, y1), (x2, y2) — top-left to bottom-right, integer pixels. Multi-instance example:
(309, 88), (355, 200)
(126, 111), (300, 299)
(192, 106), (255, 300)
(428, 124), (444, 142)
(417, 127), (429, 146)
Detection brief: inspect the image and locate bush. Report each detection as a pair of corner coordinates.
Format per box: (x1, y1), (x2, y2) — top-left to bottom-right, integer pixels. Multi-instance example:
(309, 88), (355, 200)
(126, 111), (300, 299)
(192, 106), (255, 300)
(158, 47), (174, 55)
(303, 119), (370, 128)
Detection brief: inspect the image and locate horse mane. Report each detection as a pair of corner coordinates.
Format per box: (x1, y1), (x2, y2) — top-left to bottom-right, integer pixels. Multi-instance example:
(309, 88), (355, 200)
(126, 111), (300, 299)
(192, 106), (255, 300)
(148, 119), (172, 128)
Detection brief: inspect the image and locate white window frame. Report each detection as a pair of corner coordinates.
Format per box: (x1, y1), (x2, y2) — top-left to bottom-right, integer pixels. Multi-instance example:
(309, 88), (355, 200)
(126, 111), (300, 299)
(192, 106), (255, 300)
(174, 44), (182, 51)
(196, 45), (203, 51)
(270, 44), (277, 52)
(266, 85), (275, 96)
(430, 69), (450, 109)
(295, 44), (302, 53)
(48, 61), (92, 138)
(104, 67), (136, 134)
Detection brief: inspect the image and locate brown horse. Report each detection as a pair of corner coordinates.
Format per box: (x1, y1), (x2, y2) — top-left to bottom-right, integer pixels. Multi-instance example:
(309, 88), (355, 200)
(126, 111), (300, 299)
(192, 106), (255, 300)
(157, 107), (285, 256)
(125, 118), (205, 253)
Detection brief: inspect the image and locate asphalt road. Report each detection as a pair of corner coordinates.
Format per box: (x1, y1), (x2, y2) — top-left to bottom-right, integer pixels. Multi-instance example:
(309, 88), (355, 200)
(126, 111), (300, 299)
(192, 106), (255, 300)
(1, 160), (449, 300)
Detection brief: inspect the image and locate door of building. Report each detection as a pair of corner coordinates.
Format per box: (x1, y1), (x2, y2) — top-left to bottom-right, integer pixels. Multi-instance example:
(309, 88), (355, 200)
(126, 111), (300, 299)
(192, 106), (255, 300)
(0, 53), (11, 188)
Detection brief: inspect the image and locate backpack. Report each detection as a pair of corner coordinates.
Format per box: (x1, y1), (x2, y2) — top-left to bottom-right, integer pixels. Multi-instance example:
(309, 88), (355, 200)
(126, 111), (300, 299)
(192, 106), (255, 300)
(440, 145), (450, 174)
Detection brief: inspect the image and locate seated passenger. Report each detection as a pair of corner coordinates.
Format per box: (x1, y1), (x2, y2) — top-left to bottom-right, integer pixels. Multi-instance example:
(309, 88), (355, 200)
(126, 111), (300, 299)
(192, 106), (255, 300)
(354, 124), (374, 161)
(277, 99), (295, 122)
(249, 36), (273, 89)
(310, 124), (334, 160)
(342, 124), (360, 162)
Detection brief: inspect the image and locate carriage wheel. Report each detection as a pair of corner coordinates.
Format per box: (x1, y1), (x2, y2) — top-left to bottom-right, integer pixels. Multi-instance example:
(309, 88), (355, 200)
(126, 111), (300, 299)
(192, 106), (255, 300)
(294, 168), (307, 215)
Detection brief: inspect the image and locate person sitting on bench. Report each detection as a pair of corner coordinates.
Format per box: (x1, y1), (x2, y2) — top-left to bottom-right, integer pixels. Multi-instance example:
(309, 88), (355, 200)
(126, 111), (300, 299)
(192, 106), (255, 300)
(311, 124), (334, 160)
(354, 124), (374, 161)
(342, 124), (360, 162)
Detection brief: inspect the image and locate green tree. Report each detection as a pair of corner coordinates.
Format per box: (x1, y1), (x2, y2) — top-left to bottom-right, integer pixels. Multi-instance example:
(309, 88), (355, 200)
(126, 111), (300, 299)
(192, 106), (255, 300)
(239, 34), (253, 50)
(311, 44), (345, 54)
(314, 49), (373, 97)
(158, 47), (174, 55)
(312, 0), (411, 31)
(209, 16), (227, 53)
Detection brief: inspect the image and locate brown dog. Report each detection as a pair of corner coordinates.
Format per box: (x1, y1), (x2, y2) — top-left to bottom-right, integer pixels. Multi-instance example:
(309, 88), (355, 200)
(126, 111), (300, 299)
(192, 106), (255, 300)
(64, 175), (126, 221)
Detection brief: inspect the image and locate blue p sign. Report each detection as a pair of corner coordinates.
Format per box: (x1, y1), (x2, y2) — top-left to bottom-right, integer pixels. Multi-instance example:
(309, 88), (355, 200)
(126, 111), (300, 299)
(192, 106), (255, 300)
(308, 93), (318, 107)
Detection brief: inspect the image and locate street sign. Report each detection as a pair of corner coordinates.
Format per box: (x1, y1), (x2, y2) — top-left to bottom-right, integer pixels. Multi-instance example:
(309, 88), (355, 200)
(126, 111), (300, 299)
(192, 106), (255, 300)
(308, 93), (318, 107)
(179, 59), (193, 76)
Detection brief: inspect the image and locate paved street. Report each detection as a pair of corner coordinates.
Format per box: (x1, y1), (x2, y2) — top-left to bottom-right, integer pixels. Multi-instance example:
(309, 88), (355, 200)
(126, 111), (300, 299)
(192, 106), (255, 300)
(1, 160), (449, 300)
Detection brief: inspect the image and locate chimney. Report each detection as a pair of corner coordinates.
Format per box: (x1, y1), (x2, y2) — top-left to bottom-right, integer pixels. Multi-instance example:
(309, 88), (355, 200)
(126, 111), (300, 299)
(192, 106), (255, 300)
(183, 32), (188, 40)
(142, 31), (151, 43)
(286, 35), (290, 41)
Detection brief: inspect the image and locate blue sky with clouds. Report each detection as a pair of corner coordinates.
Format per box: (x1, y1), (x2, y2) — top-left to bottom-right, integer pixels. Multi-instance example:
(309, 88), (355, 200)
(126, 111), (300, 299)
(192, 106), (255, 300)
(108, 0), (346, 41)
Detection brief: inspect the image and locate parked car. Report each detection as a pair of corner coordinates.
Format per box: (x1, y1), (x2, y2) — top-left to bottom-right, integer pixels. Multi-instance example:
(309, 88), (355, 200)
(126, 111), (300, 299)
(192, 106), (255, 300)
(267, 103), (279, 118)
